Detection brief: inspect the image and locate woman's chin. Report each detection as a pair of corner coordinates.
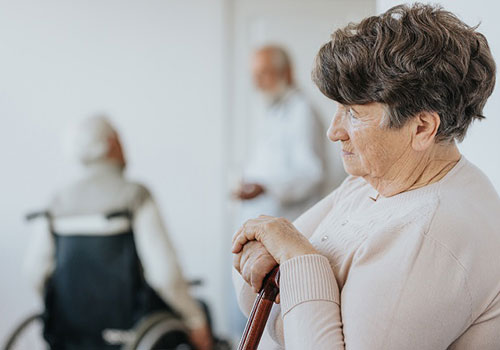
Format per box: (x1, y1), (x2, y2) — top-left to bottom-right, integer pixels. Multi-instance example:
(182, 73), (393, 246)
(342, 161), (364, 177)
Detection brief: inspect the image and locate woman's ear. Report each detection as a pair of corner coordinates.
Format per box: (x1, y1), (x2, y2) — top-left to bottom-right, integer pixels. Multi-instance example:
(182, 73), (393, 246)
(411, 111), (440, 151)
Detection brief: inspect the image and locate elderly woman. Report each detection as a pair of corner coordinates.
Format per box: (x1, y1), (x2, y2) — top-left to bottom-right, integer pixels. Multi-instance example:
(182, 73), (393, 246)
(232, 4), (499, 350)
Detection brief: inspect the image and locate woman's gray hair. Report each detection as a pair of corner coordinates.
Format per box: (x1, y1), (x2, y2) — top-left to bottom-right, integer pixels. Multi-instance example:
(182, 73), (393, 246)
(312, 3), (496, 142)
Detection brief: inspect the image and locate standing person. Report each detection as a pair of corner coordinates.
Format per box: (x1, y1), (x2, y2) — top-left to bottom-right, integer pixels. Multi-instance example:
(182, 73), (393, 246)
(235, 46), (325, 222)
(24, 116), (212, 350)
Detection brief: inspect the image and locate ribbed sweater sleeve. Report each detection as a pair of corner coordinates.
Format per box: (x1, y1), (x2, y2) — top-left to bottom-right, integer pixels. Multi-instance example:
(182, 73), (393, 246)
(276, 220), (472, 350)
(280, 254), (344, 349)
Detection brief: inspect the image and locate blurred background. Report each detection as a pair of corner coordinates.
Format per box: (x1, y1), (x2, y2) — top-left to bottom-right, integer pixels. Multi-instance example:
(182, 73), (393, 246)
(0, 0), (498, 347)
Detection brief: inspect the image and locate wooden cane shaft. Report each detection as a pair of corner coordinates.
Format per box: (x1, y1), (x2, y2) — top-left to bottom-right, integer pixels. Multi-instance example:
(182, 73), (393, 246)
(238, 267), (280, 350)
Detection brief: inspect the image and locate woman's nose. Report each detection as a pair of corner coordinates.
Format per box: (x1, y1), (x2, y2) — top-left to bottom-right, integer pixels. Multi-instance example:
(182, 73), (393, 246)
(327, 112), (349, 142)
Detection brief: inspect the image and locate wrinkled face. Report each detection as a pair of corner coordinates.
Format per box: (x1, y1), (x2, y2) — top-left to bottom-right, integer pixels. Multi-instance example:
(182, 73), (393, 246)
(328, 102), (412, 179)
(251, 51), (286, 93)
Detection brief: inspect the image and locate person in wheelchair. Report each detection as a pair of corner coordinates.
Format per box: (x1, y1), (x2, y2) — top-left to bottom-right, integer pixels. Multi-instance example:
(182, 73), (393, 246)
(23, 116), (213, 350)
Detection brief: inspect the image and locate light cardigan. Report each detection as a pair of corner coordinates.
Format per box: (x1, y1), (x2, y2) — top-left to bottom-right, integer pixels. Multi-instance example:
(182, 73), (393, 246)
(233, 156), (500, 349)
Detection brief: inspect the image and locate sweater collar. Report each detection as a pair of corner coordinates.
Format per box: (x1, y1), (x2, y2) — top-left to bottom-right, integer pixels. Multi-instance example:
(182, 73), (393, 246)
(367, 155), (466, 204)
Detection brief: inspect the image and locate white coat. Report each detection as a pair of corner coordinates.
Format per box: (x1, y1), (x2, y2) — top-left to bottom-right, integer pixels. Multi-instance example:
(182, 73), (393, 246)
(241, 88), (325, 222)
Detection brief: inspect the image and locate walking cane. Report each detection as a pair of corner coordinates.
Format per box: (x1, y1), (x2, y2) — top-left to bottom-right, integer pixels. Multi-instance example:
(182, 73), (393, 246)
(238, 266), (280, 350)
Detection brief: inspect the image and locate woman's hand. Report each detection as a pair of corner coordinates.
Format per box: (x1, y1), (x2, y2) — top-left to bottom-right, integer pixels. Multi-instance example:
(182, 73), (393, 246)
(233, 240), (278, 294)
(232, 215), (318, 265)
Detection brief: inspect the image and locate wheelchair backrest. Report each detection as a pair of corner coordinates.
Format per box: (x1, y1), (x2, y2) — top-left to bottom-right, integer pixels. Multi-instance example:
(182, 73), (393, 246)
(39, 210), (173, 348)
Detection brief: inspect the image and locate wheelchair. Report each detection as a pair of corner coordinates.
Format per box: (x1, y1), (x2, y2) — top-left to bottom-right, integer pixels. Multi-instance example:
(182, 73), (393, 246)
(3, 309), (233, 350)
(3, 211), (231, 350)
(3, 311), (195, 350)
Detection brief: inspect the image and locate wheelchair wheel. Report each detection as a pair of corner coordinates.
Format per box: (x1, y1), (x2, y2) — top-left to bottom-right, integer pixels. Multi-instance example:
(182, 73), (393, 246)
(3, 313), (46, 350)
(123, 312), (192, 350)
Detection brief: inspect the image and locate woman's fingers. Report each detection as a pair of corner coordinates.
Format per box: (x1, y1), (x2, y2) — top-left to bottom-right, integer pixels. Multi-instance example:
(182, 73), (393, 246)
(232, 252), (242, 274)
(231, 233), (249, 253)
(234, 241), (278, 293)
(235, 242), (261, 285)
(233, 215), (316, 266)
(232, 220), (261, 253)
(241, 257), (253, 286)
(250, 254), (277, 292)
(250, 263), (267, 292)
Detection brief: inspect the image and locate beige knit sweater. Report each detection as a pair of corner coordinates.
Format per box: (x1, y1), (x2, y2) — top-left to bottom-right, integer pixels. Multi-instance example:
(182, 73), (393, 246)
(233, 157), (500, 349)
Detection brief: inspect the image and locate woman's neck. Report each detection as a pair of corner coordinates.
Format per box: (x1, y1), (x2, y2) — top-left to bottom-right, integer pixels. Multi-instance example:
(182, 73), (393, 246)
(366, 143), (461, 197)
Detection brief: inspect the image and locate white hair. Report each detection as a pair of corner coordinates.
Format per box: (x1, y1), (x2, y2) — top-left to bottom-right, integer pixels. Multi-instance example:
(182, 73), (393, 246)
(64, 115), (117, 164)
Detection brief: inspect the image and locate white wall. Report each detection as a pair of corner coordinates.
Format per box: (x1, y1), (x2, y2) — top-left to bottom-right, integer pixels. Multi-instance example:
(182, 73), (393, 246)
(0, 0), (231, 342)
(376, 0), (500, 191)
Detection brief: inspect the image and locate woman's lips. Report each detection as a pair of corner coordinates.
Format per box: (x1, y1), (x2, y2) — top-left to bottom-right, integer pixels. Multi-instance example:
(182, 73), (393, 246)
(342, 150), (354, 156)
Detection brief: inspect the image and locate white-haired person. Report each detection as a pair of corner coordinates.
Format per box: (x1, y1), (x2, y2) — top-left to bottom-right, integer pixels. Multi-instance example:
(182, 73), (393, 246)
(234, 45), (326, 223)
(24, 116), (212, 350)
(232, 4), (500, 350)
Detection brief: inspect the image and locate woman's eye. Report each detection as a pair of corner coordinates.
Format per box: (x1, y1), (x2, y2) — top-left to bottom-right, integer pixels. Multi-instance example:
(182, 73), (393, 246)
(347, 108), (358, 119)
